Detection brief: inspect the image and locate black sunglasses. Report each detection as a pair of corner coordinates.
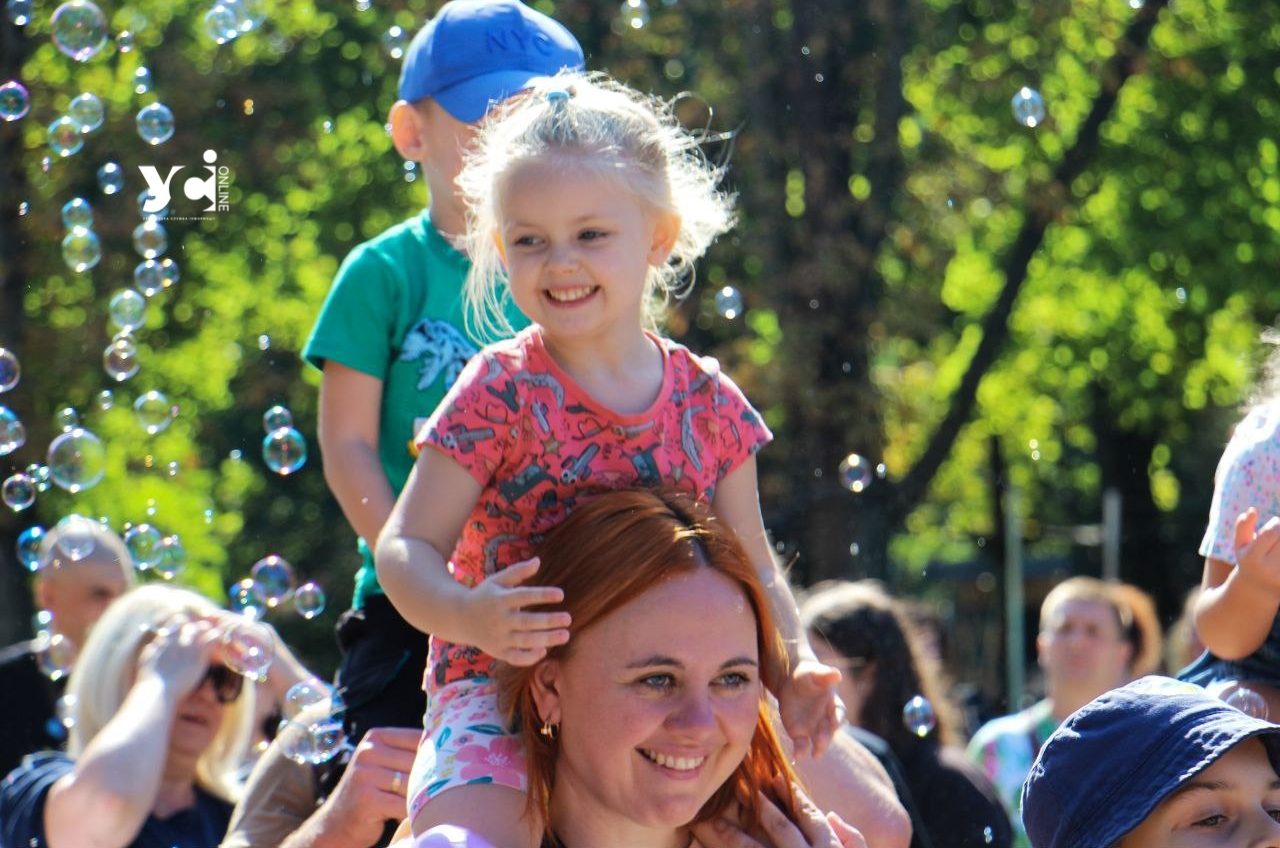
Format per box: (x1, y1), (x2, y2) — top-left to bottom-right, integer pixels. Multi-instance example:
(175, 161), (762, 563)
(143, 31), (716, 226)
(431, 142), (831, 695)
(201, 664), (245, 704)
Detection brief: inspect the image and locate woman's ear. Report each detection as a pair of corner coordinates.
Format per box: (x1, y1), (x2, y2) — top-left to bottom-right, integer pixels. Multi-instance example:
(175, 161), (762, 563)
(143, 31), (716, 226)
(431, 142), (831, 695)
(647, 211), (681, 266)
(389, 100), (427, 161)
(530, 660), (563, 727)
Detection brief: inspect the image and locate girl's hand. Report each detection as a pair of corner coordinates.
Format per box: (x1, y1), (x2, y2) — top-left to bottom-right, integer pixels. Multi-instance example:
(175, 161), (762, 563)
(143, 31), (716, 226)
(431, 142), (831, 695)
(465, 557), (571, 665)
(691, 788), (867, 848)
(1235, 508), (1280, 595)
(776, 659), (844, 759)
(136, 614), (222, 699)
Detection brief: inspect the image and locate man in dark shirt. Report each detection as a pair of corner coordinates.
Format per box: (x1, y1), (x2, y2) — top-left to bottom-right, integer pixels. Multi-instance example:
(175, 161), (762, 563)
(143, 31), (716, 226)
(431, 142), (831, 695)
(0, 523), (133, 778)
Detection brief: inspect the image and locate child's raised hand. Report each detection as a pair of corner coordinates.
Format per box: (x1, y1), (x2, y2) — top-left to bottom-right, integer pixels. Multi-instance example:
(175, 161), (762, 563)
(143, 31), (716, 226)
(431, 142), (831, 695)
(1235, 507), (1280, 595)
(465, 557), (572, 666)
(777, 658), (844, 760)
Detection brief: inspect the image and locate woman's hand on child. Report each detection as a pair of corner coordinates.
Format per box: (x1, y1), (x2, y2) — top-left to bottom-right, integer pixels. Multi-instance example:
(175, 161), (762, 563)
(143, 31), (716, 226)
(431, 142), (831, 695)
(1234, 508), (1280, 595)
(466, 557), (572, 665)
(777, 659), (844, 760)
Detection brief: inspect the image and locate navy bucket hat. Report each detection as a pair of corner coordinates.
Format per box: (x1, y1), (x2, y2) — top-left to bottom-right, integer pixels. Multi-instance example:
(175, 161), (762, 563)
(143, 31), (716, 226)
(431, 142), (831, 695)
(1022, 676), (1280, 848)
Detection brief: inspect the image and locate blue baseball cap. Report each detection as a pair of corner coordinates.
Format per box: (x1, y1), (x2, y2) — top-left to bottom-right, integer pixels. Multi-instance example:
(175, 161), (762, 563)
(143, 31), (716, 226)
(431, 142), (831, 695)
(398, 0), (585, 122)
(1022, 676), (1280, 848)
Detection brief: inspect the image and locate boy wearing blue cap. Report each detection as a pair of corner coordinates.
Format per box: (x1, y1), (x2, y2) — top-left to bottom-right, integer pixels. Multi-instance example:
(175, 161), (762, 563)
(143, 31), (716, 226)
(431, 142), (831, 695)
(1021, 676), (1280, 848)
(302, 0), (584, 799)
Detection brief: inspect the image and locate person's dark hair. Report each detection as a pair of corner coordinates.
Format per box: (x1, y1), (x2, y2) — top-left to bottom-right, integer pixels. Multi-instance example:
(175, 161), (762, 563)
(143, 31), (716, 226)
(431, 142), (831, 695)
(801, 580), (961, 752)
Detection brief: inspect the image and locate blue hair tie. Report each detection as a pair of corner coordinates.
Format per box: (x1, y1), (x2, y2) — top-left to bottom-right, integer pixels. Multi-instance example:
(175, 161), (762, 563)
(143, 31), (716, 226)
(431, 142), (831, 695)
(546, 89), (570, 108)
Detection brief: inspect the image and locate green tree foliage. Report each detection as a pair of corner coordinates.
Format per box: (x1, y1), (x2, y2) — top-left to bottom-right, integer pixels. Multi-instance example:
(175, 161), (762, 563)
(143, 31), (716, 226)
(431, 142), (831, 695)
(2, 0), (1278, 680)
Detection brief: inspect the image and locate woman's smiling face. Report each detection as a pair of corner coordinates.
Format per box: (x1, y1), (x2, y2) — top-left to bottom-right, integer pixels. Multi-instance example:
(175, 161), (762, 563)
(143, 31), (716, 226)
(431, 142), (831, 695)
(536, 566), (763, 837)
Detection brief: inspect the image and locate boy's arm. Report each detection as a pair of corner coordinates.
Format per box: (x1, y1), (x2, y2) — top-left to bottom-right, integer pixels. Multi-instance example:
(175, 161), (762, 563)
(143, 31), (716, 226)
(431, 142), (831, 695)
(713, 457), (842, 757)
(317, 362), (397, 546)
(1194, 509), (1280, 660)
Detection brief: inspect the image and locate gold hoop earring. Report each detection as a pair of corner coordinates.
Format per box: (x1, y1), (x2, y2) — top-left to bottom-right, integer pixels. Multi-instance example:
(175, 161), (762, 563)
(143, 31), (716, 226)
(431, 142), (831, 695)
(539, 720), (558, 741)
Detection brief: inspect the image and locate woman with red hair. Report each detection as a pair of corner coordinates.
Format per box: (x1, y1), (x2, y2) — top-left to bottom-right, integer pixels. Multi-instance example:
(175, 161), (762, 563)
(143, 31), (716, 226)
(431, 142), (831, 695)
(489, 487), (863, 848)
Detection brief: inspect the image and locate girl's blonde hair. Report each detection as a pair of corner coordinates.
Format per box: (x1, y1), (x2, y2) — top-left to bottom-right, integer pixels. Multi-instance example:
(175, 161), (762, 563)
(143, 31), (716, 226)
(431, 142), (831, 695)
(458, 71), (736, 342)
(65, 584), (255, 804)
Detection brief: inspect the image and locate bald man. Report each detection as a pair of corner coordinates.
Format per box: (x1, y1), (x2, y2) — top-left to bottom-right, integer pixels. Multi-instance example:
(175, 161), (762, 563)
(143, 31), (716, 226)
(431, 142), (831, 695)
(0, 523), (134, 778)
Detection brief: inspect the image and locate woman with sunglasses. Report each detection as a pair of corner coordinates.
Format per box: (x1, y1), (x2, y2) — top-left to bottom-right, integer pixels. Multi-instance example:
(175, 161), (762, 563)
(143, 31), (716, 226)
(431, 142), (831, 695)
(0, 584), (307, 848)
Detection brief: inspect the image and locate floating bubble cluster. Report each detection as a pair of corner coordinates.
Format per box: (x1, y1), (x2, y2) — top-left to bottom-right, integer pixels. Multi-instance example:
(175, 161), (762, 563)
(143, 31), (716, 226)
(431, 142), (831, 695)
(1010, 86), (1046, 128)
(838, 453), (873, 493)
(47, 427), (106, 492)
(51, 0), (109, 62)
(26, 463), (51, 492)
(0, 80), (31, 121)
(280, 678), (348, 764)
(902, 694), (937, 738)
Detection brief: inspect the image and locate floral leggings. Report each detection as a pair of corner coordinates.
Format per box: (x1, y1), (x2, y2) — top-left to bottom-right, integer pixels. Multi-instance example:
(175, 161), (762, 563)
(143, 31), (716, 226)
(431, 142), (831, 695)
(406, 678), (529, 822)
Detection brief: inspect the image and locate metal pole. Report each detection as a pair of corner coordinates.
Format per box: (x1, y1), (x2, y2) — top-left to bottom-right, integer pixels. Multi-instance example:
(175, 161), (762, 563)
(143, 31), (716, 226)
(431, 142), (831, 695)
(1102, 487), (1122, 582)
(1004, 488), (1025, 710)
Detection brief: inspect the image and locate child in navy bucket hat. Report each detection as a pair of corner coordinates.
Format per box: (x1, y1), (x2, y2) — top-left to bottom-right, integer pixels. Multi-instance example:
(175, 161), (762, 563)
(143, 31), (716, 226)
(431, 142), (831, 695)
(1021, 676), (1280, 848)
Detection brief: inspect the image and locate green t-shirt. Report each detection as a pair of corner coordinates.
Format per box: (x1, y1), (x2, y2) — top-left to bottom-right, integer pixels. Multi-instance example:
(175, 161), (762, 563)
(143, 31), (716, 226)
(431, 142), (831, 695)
(303, 212), (523, 608)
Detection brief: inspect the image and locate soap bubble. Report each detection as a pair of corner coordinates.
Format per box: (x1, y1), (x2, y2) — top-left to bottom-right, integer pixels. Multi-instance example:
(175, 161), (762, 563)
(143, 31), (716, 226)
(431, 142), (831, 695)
(34, 631), (76, 681)
(262, 405), (292, 433)
(228, 577), (265, 619)
(47, 115), (85, 157)
(203, 4), (240, 43)
(0, 406), (26, 455)
(251, 555), (296, 607)
(134, 257), (179, 296)
(307, 720), (346, 763)
(132, 219), (168, 259)
(53, 406), (79, 431)
(0, 347), (19, 392)
(103, 335), (140, 382)
(165, 460), (179, 477)
(382, 25), (408, 58)
(983, 826), (994, 844)
(132, 66), (152, 95)
(68, 93), (104, 132)
(234, 0), (265, 31)
(137, 189), (168, 221)
(55, 693), (77, 729)
(61, 197), (94, 229)
(284, 678), (345, 721)
(51, 0), (109, 62)
(124, 523), (163, 570)
(54, 514), (98, 560)
(96, 161), (124, 195)
(95, 389), (114, 410)
(714, 285), (743, 320)
(17, 526), (45, 571)
(62, 227), (101, 272)
(136, 102), (175, 145)
(0, 80), (31, 121)
(25, 463), (51, 492)
(1224, 684), (1269, 720)
(838, 453), (873, 493)
(1010, 86), (1046, 128)
(294, 581), (326, 619)
(221, 618), (274, 678)
(134, 390), (175, 435)
(279, 716), (347, 765)
(3, 473), (36, 511)
(263, 427), (307, 475)
(115, 29), (133, 51)
(153, 535), (186, 580)
(5, 0), (31, 25)
(621, 0), (650, 30)
(902, 695), (937, 738)
(47, 427), (106, 492)
(257, 334), (271, 351)
(109, 289), (147, 331)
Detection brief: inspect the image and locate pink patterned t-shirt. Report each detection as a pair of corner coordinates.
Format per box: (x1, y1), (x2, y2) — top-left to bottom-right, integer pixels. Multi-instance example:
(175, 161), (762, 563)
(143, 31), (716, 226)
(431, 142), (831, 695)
(1201, 403), (1280, 562)
(416, 326), (772, 691)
